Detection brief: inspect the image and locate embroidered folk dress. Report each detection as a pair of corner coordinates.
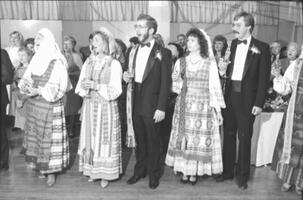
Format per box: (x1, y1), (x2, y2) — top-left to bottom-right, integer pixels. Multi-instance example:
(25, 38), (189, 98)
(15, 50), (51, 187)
(271, 59), (303, 190)
(19, 59), (70, 174)
(165, 56), (225, 176)
(76, 55), (123, 180)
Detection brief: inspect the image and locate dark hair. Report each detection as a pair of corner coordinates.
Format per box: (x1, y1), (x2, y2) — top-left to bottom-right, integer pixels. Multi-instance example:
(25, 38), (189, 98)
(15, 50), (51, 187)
(129, 36), (139, 45)
(212, 35), (228, 57)
(177, 34), (186, 39)
(24, 38), (34, 46)
(154, 33), (165, 47)
(168, 42), (184, 58)
(137, 14), (158, 34)
(233, 11), (255, 33)
(88, 33), (94, 41)
(186, 28), (209, 58)
(115, 39), (127, 55)
(91, 31), (110, 55)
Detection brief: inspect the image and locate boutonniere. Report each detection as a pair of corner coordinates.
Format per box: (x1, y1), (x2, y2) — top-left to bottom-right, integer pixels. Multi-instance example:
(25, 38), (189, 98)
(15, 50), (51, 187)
(155, 49), (162, 61)
(249, 45), (260, 55)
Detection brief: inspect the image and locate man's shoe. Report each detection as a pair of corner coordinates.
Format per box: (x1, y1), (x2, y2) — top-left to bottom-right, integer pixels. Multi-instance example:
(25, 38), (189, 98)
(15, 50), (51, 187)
(236, 180), (248, 190)
(149, 179), (159, 189)
(127, 175), (145, 185)
(215, 174), (233, 182)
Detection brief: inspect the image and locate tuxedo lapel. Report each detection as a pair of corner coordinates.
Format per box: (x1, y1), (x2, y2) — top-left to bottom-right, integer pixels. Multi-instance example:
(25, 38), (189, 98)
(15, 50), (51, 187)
(141, 43), (159, 82)
(132, 45), (140, 72)
(242, 37), (255, 78)
(228, 40), (237, 77)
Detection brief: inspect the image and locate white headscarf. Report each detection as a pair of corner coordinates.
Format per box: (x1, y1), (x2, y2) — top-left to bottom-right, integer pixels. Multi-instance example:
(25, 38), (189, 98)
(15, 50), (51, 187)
(27, 28), (67, 76)
(199, 28), (216, 61)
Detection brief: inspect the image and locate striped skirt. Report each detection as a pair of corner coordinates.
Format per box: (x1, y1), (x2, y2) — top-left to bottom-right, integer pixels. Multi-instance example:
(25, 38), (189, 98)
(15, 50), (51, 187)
(24, 96), (69, 174)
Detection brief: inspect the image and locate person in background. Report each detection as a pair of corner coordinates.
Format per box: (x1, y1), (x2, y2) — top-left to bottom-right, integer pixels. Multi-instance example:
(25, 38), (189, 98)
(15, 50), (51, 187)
(80, 33), (94, 63)
(264, 42), (300, 112)
(271, 44), (303, 195)
(212, 35), (228, 64)
(18, 28), (71, 187)
(160, 42), (184, 155)
(12, 47), (33, 150)
(270, 41), (286, 64)
(75, 28), (123, 188)
(5, 31), (24, 68)
(24, 38), (35, 54)
(62, 35), (83, 138)
(167, 42), (184, 65)
(177, 33), (187, 53)
(125, 36), (139, 67)
(165, 28), (225, 185)
(0, 48), (14, 171)
(6, 31), (24, 122)
(154, 33), (165, 48)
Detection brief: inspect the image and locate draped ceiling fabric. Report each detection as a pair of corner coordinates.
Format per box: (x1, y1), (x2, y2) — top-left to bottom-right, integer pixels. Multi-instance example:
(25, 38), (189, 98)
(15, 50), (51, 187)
(171, 1), (303, 26)
(0, 1), (148, 20)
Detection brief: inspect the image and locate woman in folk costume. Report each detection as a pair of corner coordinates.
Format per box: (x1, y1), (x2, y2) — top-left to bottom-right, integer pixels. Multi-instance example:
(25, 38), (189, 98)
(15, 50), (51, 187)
(18, 28), (71, 187)
(165, 28), (225, 185)
(271, 44), (303, 195)
(75, 27), (123, 188)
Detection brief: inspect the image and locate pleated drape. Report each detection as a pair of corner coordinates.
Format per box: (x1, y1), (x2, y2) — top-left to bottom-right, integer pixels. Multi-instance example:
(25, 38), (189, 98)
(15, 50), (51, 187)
(0, 1), (148, 21)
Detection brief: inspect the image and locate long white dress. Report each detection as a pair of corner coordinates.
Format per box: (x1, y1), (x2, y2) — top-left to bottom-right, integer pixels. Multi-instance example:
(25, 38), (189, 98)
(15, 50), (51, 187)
(76, 55), (123, 180)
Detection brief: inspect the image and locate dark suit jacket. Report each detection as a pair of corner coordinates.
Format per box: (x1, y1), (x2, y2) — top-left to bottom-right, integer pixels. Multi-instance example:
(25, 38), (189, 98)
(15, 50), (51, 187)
(1, 49), (14, 107)
(132, 42), (172, 117)
(224, 37), (271, 112)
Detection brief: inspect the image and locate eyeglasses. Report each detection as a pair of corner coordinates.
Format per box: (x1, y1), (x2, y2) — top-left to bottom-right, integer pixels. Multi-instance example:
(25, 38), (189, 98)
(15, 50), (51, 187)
(134, 24), (148, 29)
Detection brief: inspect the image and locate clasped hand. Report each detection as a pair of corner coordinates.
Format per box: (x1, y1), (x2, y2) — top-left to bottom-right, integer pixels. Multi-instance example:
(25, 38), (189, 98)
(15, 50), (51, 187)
(81, 79), (95, 90)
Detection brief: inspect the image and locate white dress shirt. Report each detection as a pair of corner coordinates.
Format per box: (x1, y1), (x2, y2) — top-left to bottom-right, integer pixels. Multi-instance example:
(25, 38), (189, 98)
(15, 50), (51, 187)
(231, 36), (252, 81)
(135, 39), (155, 83)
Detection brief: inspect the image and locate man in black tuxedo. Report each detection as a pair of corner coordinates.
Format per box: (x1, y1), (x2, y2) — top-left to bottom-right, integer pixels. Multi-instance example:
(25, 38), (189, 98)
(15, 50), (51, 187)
(216, 12), (271, 190)
(1, 49), (14, 171)
(124, 14), (172, 189)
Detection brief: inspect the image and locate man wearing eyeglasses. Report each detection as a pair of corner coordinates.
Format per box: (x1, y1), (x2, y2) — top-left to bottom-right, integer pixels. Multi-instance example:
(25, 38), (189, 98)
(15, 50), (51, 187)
(123, 14), (172, 189)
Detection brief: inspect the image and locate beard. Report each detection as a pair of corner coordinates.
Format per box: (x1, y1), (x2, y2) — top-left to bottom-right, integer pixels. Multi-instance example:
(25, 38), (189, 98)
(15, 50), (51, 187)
(138, 32), (149, 43)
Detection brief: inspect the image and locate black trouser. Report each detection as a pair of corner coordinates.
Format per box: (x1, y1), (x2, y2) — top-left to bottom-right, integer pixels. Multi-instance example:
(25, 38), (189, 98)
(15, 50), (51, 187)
(222, 90), (255, 184)
(0, 104), (9, 169)
(132, 114), (161, 181)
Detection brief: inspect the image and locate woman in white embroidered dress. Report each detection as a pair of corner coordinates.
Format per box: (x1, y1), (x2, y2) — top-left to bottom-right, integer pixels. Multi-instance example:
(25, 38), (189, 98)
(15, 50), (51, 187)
(75, 28), (123, 188)
(165, 28), (225, 185)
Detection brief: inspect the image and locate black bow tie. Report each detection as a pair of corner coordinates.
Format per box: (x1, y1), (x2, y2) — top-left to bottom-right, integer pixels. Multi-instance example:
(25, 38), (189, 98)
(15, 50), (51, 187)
(237, 39), (247, 45)
(140, 42), (151, 48)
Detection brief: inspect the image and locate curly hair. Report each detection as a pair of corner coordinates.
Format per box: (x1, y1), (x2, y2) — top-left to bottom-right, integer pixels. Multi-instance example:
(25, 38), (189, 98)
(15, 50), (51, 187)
(186, 28), (208, 58)
(212, 35), (228, 57)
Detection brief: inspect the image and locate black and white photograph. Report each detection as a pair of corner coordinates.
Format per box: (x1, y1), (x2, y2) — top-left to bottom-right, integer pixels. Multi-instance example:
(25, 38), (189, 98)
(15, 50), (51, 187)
(0, 1), (303, 199)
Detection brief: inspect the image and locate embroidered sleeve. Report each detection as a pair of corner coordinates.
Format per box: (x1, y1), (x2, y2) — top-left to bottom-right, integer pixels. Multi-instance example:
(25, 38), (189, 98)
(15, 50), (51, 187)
(273, 62), (295, 96)
(97, 59), (122, 101)
(75, 58), (92, 97)
(39, 60), (71, 102)
(209, 59), (226, 112)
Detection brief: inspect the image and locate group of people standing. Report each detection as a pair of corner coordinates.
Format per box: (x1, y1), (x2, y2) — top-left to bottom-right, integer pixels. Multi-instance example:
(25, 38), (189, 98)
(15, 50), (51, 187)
(1, 11), (303, 196)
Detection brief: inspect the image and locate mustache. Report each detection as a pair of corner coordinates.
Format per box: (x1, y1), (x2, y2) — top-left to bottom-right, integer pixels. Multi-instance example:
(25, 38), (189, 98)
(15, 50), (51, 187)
(233, 30), (239, 34)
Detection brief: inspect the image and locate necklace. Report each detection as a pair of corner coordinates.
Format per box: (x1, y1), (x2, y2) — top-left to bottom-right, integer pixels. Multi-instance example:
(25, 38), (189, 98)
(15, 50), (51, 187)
(188, 56), (202, 65)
